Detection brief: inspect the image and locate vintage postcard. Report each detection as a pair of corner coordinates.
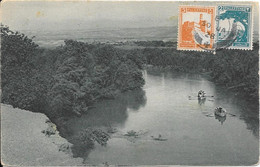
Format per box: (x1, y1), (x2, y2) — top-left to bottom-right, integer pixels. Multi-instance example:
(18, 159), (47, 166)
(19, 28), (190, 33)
(0, 0), (259, 166)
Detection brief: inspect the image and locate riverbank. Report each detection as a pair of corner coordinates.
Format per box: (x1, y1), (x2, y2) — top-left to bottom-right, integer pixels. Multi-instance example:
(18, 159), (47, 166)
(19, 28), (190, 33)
(50, 71), (259, 165)
(144, 64), (258, 102)
(1, 104), (83, 166)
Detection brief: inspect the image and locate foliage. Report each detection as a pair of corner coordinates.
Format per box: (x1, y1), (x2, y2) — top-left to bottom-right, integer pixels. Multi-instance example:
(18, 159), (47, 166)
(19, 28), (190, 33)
(1, 27), (145, 118)
(142, 41), (259, 100)
(75, 128), (110, 147)
(143, 47), (207, 72)
(0, 24), (48, 112)
(209, 46), (259, 99)
(48, 40), (145, 116)
(134, 41), (176, 47)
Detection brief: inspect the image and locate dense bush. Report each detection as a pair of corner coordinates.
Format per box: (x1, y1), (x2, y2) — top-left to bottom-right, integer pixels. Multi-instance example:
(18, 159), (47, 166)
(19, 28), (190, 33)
(144, 47), (209, 72)
(1, 26), (145, 118)
(210, 45), (259, 99)
(48, 40), (145, 117)
(134, 41), (176, 47)
(74, 128), (110, 147)
(142, 41), (259, 99)
(1, 25), (49, 112)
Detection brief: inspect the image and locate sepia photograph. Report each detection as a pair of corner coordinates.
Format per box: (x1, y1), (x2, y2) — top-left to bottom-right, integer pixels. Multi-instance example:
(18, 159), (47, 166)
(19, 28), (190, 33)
(0, 0), (259, 166)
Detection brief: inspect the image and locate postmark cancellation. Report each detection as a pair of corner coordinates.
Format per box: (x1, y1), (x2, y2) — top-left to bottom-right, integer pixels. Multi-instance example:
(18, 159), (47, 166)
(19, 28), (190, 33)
(178, 6), (216, 51)
(216, 5), (253, 50)
(177, 4), (253, 51)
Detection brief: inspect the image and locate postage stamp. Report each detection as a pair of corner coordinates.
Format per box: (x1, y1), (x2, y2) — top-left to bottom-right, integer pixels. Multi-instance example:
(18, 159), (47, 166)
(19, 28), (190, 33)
(177, 6), (216, 51)
(216, 5), (253, 50)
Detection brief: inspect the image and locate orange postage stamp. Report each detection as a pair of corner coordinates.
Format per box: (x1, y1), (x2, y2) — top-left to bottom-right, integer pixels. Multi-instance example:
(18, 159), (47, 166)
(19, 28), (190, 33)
(178, 6), (216, 51)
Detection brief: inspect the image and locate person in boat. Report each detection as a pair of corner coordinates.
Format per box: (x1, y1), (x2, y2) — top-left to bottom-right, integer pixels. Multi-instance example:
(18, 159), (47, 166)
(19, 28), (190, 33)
(214, 106), (227, 117)
(198, 90), (206, 98)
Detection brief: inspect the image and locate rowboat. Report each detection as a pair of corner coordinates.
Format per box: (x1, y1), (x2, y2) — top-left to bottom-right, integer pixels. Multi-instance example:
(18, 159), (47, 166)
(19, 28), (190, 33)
(198, 90), (206, 98)
(214, 107), (227, 117)
(151, 135), (167, 141)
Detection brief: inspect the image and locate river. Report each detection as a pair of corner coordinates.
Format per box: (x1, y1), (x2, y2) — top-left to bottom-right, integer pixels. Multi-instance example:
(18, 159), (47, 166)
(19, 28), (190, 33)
(58, 70), (259, 165)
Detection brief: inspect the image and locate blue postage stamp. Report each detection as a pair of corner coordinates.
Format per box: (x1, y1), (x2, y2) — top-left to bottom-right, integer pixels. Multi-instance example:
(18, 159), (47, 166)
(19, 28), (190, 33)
(216, 5), (253, 50)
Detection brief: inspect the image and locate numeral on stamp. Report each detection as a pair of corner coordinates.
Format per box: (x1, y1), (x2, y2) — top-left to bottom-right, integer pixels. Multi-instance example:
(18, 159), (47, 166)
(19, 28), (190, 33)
(178, 6), (216, 51)
(216, 5), (253, 50)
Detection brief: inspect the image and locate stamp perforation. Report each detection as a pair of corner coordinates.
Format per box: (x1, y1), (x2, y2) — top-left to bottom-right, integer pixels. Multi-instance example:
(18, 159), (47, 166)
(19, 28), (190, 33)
(216, 4), (254, 50)
(177, 3), (254, 52)
(177, 5), (216, 52)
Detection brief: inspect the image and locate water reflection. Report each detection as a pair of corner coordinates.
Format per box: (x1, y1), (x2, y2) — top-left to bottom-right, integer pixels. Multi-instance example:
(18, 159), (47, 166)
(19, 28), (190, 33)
(198, 98), (206, 105)
(242, 115), (259, 138)
(55, 70), (258, 165)
(147, 69), (258, 138)
(70, 128), (110, 164)
(214, 114), (226, 125)
(71, 140), (94, 164)
(238, 100), (259, 138)
(239, 106), (259, 138)
(214, 86), (259, 138)
(57, 89), (147, 162)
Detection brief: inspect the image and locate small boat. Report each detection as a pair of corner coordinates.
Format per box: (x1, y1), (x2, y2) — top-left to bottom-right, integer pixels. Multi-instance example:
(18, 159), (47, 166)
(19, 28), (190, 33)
(124, 130), (138, 137)
(214, 107), (227, 117)
(151, 134), (167, 141)
(198, 90), (206, 99)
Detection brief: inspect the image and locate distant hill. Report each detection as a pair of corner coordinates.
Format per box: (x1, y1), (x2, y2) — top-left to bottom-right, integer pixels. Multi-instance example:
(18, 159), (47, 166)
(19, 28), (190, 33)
(21, 26), (258, 48)
(22, 26), (178, 48)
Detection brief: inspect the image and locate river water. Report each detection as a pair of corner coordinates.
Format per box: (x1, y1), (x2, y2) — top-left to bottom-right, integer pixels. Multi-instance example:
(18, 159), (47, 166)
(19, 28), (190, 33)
(60, 70), (259, 165)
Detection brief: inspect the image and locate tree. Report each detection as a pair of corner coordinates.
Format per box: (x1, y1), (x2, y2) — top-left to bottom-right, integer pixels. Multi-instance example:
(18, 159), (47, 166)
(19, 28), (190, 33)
(1, 25), (46, 111)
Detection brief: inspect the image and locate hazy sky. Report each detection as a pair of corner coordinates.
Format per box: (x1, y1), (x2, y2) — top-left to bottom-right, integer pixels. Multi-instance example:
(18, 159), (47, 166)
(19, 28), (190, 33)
(1, 1), (259, 32)
(1, 1), (180, 31)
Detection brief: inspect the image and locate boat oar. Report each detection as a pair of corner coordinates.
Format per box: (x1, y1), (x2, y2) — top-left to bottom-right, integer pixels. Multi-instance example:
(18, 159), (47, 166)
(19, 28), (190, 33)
(204, 95), (214, 97)
(228, 113), (236, 117)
